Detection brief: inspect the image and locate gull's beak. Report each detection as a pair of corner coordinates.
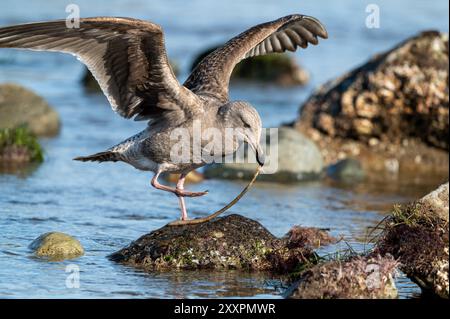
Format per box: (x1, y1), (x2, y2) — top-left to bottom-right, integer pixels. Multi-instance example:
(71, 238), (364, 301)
(242, 130), (265, 166)
(247, 139), (265, 166)
(255, 144), (265, 166)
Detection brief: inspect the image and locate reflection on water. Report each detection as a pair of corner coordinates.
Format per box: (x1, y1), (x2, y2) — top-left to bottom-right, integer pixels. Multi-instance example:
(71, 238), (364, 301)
(1, 0), (448, 298)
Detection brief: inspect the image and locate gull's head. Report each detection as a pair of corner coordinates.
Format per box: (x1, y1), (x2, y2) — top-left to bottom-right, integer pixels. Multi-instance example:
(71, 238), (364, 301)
(223, 101), (265, 166)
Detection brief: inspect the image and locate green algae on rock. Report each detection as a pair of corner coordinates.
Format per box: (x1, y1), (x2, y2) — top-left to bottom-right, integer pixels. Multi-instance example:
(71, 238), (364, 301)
(287, 255), (398, 299)
(0, 83), (60, 137)
(29, 232), (84, 261)
(375, 183), (449, 299)
(204, 127), (324, 183)
(0, 127), (43, 166)
(191, 46), (309, 86)
(109, 214), (333, 272)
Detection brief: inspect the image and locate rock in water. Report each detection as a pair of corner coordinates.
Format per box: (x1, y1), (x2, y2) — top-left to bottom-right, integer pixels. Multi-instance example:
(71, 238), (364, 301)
(190, 46), (309, 86)
(204, 127), (324, 183)
(0, 127), (44, 168)
(0, 84), (60, 137)
(287, 255), (398, 299)
(109, 214), (329, 272)
(30, 232), (84, 261)
(294, 31), (449, 177)
(326, 158), (365, 182)
(375, 183), (449, 298)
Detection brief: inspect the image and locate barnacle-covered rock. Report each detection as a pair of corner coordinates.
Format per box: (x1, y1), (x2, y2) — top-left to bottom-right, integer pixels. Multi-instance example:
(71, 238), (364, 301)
(294, 31), (449, 177)
(109, 214), (334, 272)
(375, 183), (449, 298)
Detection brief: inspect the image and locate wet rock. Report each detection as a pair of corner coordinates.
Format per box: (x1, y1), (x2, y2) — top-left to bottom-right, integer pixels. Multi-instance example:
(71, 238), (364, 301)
(82, 60), (180, 92)
(109, 214), (333, 272)
(294, 31), (449, 177)
(0, 127), (43, 169)
(163, 170), (204, 184)
(327, 158), (365, 182)
(29, 232), (84, 261)
(283, 226), (336, 249)
(0, 83), (60, 137)
(287, 255), (398, 299)
(191, 46), (309, 86)
(204, 127), (324, 183)
(375, 183), (449, 298)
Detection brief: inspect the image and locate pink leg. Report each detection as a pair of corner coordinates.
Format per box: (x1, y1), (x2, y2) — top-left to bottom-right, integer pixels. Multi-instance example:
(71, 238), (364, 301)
(176, 175), (188, 220)
(151, 171), (208, 197)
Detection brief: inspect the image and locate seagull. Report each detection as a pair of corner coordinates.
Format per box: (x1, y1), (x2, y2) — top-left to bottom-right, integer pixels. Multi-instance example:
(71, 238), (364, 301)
(0, 15), (327, 222)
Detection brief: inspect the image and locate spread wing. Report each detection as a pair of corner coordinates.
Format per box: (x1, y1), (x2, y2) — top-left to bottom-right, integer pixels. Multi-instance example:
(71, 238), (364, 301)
(184, 14), (328, 102)
(0, 17), (202, 122)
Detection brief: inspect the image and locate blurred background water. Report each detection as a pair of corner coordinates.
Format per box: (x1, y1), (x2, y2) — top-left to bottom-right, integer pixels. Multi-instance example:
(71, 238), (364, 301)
(0, 0), (448, 298)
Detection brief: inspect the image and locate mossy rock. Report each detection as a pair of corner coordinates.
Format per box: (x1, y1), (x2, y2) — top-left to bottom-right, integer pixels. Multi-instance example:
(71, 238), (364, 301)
(191, 46), (309, 86)
(286, 255), (398, 299)
(109, 214), (333, 272)
(0, 83), (60, 137)
(0, 127), (44, 167)
(375, 183), (449, 299)
(29, 232), (84, 261)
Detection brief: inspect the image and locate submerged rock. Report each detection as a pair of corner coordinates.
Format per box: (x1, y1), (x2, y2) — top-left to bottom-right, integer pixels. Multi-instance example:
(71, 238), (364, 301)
(163, 170), (204, 184)
(0, 127), (43, 168)
(0, 83), (60, 137)
(294, 31), (449, 177)
(375, 183), (449, 298)
(191, 46), (309, 86)
(287, 255), (398, 299)
(326, 158), (365, 182)
(30, 232), (84, 261)
(110, 214), (333, 272)
(204, 127), (324, 183)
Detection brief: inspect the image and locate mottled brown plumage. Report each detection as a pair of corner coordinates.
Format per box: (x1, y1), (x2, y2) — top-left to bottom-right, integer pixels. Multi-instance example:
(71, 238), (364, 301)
(0, 14), (327, 221)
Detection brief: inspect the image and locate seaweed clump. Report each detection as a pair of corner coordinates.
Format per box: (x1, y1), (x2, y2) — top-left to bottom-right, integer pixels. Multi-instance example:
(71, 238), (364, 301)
(287, 254), (399, 299)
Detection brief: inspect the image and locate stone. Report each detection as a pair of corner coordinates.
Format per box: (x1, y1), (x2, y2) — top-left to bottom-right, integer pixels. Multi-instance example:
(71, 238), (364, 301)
(326, 158), (365, 182)
(0, 127), (44, 168)
(190, 46), (309, 86)
(375, 183), (449, 298)
(109, 214), (334, 272)
(0, 83), (60, 137)
(294, 31), (449, 177)
(203, 127), (324, 183)
(286, 255), (398, 299)
(162, 170), (204, 184)
(29, 232), (84, 261)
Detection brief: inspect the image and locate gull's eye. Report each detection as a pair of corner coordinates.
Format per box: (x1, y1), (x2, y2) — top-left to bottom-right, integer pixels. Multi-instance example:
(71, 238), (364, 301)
(243, 122), (251, 128)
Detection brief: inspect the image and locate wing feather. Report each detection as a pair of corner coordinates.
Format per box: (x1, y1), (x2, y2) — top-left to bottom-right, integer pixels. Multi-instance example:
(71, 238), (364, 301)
(184, 14), (327, 102)
(0, 17), (202, 122)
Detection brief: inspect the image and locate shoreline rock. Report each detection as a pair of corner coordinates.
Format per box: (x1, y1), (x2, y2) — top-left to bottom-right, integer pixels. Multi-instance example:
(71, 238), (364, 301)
(0, 127), (44, 169)
(109, 214), (334, 273)
(293, 31), (449, 178)
(191, 46), (309, 86)
(0, 83), (60, 137)
(375, 182), (449, 299)
(286, 255), (399, 299)
(30, 232), (84, 261)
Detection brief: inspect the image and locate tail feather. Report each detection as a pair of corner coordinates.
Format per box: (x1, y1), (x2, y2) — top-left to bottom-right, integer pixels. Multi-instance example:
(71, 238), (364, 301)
(73, 151), (119, 162)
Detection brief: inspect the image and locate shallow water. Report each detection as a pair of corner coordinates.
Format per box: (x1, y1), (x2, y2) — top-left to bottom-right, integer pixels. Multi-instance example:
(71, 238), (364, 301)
(0, 0), (448, 299)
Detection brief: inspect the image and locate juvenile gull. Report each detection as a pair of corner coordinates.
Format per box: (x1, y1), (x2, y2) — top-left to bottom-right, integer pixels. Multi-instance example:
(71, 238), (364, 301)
(0, 14), (327, 223)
